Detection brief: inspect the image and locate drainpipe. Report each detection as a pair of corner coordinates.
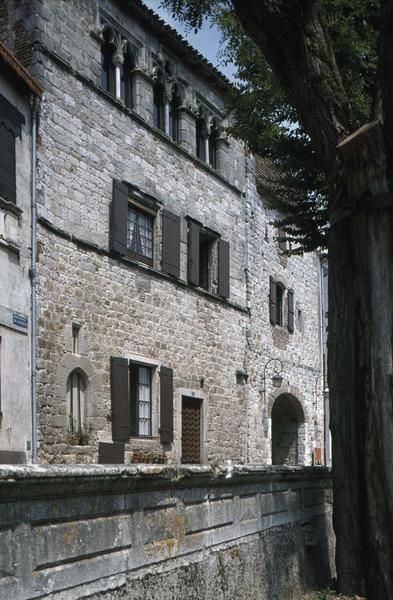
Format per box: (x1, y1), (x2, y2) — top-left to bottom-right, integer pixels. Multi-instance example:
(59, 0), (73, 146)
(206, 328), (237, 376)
(319, 255), (329, 465)
(30, 97), (39, 463)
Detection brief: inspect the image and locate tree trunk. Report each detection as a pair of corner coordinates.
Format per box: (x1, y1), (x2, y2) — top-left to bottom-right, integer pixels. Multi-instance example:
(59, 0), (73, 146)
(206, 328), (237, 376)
(329, 123), (393, 598)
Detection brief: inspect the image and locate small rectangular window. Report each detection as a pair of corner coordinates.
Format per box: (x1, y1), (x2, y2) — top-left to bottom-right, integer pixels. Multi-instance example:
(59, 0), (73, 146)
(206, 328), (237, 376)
(72, 323), (80, 354)
(276, 285), (283, 326)
(130, 364), (152, 437)
(127, 205), (154, 265)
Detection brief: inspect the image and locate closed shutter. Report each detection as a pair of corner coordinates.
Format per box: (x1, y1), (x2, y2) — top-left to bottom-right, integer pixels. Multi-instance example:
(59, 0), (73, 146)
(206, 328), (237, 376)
(0, 123), (16, 204)
(187, 221), (200, 285)
(98, 442), (125, 464)
(269, 277), (277, 324)
(162, 209), (180, 277)
(129, 363), (139, 436)
(218, 239), (230, 298)
(110, 179), (129, 254)
(288, 289), (295, 333)
(160, 366), (173, 444)
(110, 357), (130, 442)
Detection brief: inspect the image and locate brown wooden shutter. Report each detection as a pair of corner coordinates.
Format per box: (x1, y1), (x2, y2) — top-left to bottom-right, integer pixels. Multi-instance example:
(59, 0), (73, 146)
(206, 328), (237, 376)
(288, 289), (295, 333)
(160, 366), (173, 444)
(187, 221), (200, 285)
(218, 239), (230, 298)
(269, 277), (277, 324)
(162, 209), (180, 277)
(110, 357), (130, 442)
(110, 180), (129, 255)
(0, 124), (16, 204)
(98, 442), (125, 464)
(129, 363), (139, 436)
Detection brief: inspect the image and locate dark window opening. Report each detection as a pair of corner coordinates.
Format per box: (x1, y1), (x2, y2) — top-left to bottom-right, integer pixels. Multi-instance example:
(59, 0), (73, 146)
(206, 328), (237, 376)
(120, 49), (134, 108)
(196, 117), (206, 161)
(208, 123), (219, 169)
(130, 364), (152, 437)
(0, 123), (16, 204)
(153, 83), (165, 131)
(127, 205), (154, 266)
(199, 230), (215, 291)
(276, 284), (284, 326)
(101, 29), (115, 95)
(169, 89), (180, 141)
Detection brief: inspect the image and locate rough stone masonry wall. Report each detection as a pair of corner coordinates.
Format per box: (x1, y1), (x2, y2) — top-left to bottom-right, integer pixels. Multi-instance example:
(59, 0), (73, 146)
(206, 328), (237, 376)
(245, 156), (324, 464)
(0, 465), (334, 600)
(28, 0), (249, 464)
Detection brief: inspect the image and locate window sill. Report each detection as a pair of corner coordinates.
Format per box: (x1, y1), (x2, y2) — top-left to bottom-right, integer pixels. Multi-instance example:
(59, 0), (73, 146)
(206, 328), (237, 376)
(0, 236), (20, 255)
(0, 196), (22, 217)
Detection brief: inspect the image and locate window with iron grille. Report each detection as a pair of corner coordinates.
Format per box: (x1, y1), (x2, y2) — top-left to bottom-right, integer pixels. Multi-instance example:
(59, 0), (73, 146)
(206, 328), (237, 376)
(127, 205), (154, 265)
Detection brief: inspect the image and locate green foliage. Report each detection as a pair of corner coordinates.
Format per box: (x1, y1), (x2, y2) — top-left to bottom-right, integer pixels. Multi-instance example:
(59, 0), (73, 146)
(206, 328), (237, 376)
(161, 0), (380, 253)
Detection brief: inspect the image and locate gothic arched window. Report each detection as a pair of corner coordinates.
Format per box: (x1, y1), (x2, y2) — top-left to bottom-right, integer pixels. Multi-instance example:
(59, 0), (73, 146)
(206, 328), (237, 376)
(196, 115), (207, 161)
(120, 46), (134, 108)
(153, 81), (165, 131)
(101, 28), (115, 95)
(169, 85), (180, 141)
(66, 369), (87, 434)
(208, 120), (219, 169)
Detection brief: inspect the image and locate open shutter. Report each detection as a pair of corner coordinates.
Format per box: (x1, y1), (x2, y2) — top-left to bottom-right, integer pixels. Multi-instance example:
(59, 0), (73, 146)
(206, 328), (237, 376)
(0, 124), (16, 204)
(162, 209), (180, 277)
(218, 239), (230, 298)
(269, 278), (277, 324)
(187, 221), (200, 285)
(110, 179), (128, 254)
(288, 289), (295, 333)
(110, 357), (130, 442)
(129, 363), (139, 436)
(160, 366), (173, 444)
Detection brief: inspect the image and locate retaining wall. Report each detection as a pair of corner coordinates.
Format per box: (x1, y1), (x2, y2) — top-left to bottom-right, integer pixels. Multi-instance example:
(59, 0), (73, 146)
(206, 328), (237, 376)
(0, 465), (334, 599)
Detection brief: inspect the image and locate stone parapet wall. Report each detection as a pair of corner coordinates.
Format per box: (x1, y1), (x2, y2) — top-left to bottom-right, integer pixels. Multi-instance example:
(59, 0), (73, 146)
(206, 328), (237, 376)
(0, 465), (334, 599)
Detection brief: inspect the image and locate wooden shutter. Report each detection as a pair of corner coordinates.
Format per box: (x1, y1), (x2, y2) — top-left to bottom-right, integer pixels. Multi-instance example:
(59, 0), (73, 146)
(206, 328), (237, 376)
(162, 209), (180, 277)
(110, 357), (130, 442)
(0, 123), (16, 204)
(288, 289), (295, 333)
(110, 179), (129, 254)
(187, 221), (200, 285)
(129, 363), (139, 436)
(269, 277), (277, 324)
(160, 366), (173, 444)
(98, 442), (125, 464)
(218, 239), (230, 298)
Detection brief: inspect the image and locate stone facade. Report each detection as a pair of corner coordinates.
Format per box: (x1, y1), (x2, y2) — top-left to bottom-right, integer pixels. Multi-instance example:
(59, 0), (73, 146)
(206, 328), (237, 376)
(0, 0), (326, 466)
(0, 41), (42, 463)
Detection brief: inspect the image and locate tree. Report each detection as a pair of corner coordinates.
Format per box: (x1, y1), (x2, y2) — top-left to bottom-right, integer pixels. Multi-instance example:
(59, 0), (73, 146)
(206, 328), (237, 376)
(163, 1), (393, 598)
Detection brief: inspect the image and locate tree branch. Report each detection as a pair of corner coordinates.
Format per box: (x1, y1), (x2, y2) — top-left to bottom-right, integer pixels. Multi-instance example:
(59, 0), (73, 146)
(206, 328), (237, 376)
(231, 0), (354, 183)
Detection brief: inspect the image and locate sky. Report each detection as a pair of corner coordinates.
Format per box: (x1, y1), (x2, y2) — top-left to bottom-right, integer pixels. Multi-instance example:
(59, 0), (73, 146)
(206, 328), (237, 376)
(142, 0), (236, 80)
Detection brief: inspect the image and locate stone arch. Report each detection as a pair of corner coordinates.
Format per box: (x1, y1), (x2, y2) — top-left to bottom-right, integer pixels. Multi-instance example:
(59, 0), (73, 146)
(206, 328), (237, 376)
(271, 393), (306, 465)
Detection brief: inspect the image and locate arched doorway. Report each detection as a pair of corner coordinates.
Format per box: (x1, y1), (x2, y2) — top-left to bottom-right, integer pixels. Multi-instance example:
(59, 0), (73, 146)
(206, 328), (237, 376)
(271, 394), (305, 465)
